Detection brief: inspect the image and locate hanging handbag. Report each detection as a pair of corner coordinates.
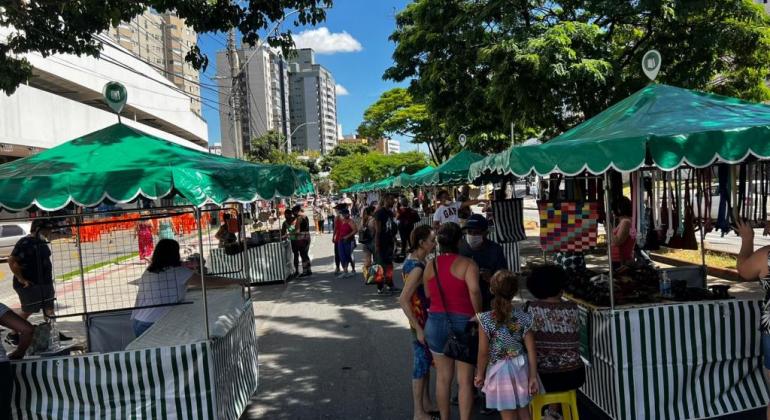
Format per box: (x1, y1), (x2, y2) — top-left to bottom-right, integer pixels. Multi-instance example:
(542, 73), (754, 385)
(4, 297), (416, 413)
(432, 259), (478, 364)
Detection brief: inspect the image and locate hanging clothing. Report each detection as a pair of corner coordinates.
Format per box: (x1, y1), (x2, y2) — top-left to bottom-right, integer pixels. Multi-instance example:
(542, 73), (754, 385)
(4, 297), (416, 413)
(492, 199), (526, 243)
(716, 165), (732, 236)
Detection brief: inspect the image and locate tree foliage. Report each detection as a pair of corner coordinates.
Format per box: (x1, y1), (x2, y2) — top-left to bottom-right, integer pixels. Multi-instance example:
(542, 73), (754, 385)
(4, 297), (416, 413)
(0, 0), (332, 94)
(330, 151), (428, 190)
(319, 143), (371, 170)
(247, 130), (319, 174)
(358, 88), (451, 163)
(385, 0), (770, 150)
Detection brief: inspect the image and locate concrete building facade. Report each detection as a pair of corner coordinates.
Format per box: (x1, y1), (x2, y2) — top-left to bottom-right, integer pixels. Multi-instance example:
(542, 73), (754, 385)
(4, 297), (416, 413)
(0, 25), (208, 163)
(106, 9), (202, 116)
(215, 46), (292, 158)
(288, 49), (338, 154)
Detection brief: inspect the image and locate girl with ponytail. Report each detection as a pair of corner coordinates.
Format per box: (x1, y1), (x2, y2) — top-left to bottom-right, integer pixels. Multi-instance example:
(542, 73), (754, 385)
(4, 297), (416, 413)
(475, 271), (541, 419)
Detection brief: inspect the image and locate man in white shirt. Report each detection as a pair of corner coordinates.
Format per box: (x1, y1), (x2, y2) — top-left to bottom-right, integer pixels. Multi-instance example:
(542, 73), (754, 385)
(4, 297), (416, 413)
(432, 189), (485, 229)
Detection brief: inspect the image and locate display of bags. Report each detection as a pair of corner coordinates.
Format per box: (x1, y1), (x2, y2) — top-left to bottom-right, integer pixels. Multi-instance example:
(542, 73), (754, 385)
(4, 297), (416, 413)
(538, 201), (600, 252)
(492, 199), (526, 243)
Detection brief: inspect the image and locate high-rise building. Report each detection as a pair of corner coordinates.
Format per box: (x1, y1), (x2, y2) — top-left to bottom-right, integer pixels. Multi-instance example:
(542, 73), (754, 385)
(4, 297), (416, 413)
(215, 45), (292, 158)
(288, 49), (339, 154)
(106, 9), (202, 116)
(161, 13), (201, 116)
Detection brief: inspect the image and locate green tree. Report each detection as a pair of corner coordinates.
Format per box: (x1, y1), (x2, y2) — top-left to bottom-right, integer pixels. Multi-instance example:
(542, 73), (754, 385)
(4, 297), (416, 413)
(358, 88), (451, 163)
(247, 131), (319, 174)
(248, 130), (285, 162)
(387, 0), (770, 143)
(0, 1), (332, 94)
(330, 151), (428, 190)
(319, 143), (371, 171)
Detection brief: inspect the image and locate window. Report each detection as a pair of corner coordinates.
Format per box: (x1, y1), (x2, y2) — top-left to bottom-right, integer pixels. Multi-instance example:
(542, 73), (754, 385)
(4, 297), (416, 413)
(1, 225), (24, 237)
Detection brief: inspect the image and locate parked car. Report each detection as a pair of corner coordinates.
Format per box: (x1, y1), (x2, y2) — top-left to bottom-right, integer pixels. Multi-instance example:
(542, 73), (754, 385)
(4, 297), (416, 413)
(0, 222), (30, 259)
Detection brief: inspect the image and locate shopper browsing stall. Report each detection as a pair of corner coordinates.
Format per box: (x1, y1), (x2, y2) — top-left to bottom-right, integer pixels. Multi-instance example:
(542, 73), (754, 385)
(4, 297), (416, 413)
(475, 271), (540, 419)
(459, 214), (508, 311)
(131, 239), (241, 337)
(433, 189), (485, 229)
(373, 194), (400, 294)
(525, 265), (585, 393)
(398, 225), (438, 420)
(610, 196), (635, 270)
(334, 208), (358, 277)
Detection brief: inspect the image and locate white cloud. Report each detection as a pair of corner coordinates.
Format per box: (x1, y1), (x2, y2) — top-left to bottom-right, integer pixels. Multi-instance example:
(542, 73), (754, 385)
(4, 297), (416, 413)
(292, 27), (362, 54)
(335, 84), (349, 96)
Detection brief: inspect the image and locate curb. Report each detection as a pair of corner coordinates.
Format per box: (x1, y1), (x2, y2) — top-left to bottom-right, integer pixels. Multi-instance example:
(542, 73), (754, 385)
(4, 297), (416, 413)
(650, 254), (740, 281)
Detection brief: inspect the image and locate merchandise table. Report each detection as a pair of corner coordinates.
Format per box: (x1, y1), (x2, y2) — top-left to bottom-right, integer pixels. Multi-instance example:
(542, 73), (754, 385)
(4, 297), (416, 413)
(11, 289), (258, 420)
(573, 297), (768, 420)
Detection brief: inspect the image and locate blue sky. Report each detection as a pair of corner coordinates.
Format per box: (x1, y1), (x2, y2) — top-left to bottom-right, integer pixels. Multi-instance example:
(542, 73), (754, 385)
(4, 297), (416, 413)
(199, 0), (416, 152)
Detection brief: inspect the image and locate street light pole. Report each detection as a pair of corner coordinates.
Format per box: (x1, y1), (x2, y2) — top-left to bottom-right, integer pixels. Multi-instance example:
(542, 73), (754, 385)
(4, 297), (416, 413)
(283, 121), (318, 153)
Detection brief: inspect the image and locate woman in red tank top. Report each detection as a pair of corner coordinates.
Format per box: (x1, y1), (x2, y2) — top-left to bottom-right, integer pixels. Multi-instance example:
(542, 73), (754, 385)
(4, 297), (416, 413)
(422, 222), (482, 420)
(611, 196), (636, 269)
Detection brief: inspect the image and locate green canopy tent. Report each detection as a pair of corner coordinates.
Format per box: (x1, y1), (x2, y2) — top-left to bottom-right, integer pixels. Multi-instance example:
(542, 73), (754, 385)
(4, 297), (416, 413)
(291, 167), (315, 196)
(0, 124), (312, 211)
(408, 150), (483, 187)
(469, 83), (770, 179)
(466, 84), (770, 420)
(362, 175), (396, 192)
(392, 165), (436, 188)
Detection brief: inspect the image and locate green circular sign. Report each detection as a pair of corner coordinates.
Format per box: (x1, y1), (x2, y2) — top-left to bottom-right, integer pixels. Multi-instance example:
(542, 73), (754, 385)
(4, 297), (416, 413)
(103, 82), (128, 114)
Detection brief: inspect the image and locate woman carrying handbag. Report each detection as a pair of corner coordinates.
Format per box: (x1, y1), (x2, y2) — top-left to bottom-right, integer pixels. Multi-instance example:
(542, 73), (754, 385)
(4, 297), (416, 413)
(422, 222), (483, 420)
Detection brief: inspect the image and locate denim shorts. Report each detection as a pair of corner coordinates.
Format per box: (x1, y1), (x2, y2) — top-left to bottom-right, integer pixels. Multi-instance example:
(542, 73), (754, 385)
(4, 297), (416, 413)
(762, 334), (770, 370)
(424, 312), (472, 354)
(412, 340), (432, 379)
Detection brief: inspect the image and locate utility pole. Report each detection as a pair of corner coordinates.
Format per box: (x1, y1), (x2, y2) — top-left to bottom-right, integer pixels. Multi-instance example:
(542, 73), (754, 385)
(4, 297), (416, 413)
(227, 29), (243, 159)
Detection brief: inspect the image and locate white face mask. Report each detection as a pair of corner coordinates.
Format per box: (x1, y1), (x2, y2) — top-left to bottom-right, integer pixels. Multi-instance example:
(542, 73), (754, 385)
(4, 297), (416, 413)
(466, 234), (483, 248)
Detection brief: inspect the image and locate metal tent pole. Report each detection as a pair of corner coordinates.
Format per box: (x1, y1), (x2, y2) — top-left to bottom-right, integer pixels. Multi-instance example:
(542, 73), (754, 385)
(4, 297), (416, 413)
(195, 208), (211, 340)
(603, 172), (616, 311)
(239, 203), (252, 297)
(75, 214), (90, 349)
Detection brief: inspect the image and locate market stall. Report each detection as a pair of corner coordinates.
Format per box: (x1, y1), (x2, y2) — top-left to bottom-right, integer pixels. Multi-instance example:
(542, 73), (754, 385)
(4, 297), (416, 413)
(469, 83), (770, 419)
(0, 124), (312, 419)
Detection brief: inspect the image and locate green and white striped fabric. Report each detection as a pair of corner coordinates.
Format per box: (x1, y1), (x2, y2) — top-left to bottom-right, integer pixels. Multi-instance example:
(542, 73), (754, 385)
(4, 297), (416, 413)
(209, 240), (293, 283)
(12, 342), (214, 419)
(212, 303), (259, 420)
(581, 299), (769, 420)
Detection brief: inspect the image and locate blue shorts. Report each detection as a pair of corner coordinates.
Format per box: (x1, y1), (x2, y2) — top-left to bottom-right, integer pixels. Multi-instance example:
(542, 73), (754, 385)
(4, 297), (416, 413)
(762, 334), (770, 370)
(412, 340), (432, 379)
(424, 312), (472, 354)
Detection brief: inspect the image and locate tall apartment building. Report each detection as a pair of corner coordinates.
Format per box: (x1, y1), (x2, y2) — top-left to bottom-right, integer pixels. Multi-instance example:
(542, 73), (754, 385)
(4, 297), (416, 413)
(288, 49), (339, 154)
(215, 45), (292, 158)
(106, 9), (202, 115)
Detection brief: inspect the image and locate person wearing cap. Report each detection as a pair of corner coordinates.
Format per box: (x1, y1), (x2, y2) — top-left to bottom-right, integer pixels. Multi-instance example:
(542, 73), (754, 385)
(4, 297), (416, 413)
(291, 204), (312, 277)
(458, 214), (508, 311)
(7, 219), (72, 342)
